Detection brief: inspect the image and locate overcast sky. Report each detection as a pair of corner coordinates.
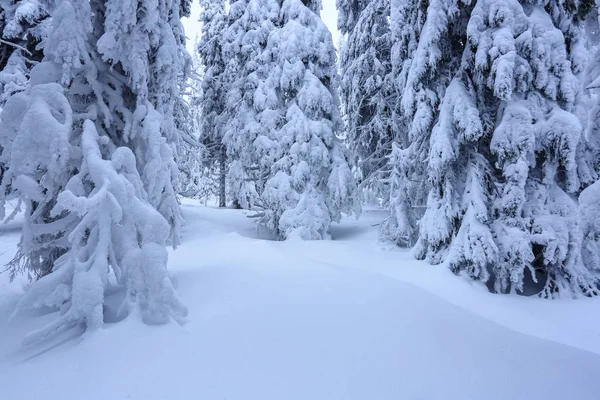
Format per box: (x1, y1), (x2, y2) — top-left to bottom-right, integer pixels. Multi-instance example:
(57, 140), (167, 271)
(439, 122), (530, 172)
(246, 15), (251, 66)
(182, 0), (341, 53)
(322, 0), (341, 47)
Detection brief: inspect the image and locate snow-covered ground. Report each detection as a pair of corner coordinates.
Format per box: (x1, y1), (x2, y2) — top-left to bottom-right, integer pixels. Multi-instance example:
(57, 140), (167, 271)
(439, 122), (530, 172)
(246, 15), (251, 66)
(1, 199), (600, 399)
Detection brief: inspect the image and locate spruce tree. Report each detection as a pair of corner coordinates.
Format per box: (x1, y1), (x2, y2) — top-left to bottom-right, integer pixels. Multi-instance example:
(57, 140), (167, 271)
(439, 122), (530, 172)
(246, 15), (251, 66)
(338, 0), (393, 200)
(581, 4), (600, 277)
(412, 0), (599, 296)
(337, 0), (366, 33)
(382, 0), (463, 247)
(470, 0), (597, 296)
(221, 0), (279, 210)
(0, 0), (49, 75)
(96, 0), (188, 246)
(177, 39), (209, 200)
(0, 0), (51, 184)
(0, 0), (189, 344)
(197, 0), (228, 207)
(256, 0), (359, 239)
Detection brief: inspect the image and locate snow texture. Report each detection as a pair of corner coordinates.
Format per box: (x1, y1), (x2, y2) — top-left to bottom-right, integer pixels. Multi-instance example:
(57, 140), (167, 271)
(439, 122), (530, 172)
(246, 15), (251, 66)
(2, 201), (600, 399)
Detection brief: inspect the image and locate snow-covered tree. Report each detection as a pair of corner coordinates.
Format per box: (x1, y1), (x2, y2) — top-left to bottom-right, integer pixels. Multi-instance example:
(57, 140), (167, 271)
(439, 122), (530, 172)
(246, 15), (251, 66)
(407, 0), (600, 296)
(96, 0), (189, 246)
(0, 77), (74, 281)
(171, 1), (203, 200)
(0, 52), (27, 104)
(198, 0), (229, 207)
(255, 0), (359, 239)
(418, 75), (496, 278)
(0, 0), (51, 181)
(12, 116), (187, 345)
(473, 0), (597, 296)
(176, 42), (209, 200)
(382, 0), (468, 247)
(337, 0), (366, 33)
(0, 0), (85, 280)
(0, 0), (189, 343)
(582, 5), (600, 274)
(338, 0), (393, 199)
(580, 180), (600, 274)
(0, 0), (50, 75)
(221, 0), (279, 210)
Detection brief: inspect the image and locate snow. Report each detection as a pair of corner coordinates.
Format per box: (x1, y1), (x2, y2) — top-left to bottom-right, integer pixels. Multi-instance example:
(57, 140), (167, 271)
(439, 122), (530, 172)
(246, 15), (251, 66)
(182, 0), (339, 53)
(1, 198), (600, 399)
(219, 0), (358, 240)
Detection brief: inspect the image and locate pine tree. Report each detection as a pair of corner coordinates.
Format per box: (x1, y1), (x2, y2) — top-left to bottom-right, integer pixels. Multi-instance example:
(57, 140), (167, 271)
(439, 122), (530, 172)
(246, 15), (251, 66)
(0, 0), (189, 344)
(256, 0), (359, 239)
(198, 0), (229, 207)
(410, 0), (599, 296)
(580, 180), (600, 273)
(0, 0), (51, 184)
(337, 0), (366, 33)
(221, 0), (279, 210)
(96, 0), (188, 246)
(473, 0), (597, 296)
(0, 51), (27, 104)
(0, 0), (49, 75)
(171, 0), (203, 201)
(421, 75), (496, 280)
(581, 4), (600, 276)
(382, 0), (463, 247)
(338, 0), (393, 201)
(177, 39), (210, 200)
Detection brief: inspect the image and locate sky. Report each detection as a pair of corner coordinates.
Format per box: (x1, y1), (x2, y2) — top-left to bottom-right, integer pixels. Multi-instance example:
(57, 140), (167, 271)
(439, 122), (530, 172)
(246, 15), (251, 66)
(181, 0), (341, 53)
(322, 0), (341, 47)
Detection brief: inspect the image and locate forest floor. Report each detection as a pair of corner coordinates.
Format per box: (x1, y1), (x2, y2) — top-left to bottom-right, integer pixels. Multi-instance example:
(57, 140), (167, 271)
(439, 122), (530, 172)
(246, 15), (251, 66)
(1, 199), (600, 399)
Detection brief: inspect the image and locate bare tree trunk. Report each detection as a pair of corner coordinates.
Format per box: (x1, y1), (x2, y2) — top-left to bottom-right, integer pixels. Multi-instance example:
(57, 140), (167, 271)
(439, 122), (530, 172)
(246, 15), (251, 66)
(219, 145), (226, 208)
